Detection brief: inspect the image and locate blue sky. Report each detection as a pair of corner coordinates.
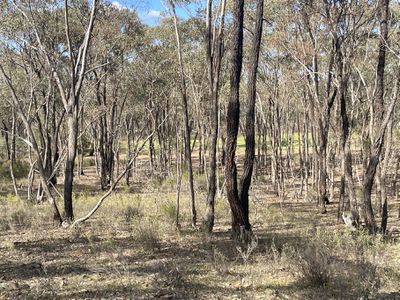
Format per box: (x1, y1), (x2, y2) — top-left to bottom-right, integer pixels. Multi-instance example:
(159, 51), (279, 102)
(111, 0), (198, 26)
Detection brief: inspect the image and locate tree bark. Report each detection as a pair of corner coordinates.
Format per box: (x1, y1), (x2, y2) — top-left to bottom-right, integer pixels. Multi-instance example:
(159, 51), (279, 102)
(239, 0), (264, 230)
(225, 0), (246, 237)
(362, 0), (390, 233)
(168, 0), (197, 227)
(203, 0), (226, 232)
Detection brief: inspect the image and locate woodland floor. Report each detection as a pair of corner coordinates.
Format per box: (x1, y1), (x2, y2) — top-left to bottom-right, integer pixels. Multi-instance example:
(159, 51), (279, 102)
(0, 160), (400, 299)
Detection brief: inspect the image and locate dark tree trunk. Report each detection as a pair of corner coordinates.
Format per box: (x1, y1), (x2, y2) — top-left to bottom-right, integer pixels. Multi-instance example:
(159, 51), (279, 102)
(334, 34), (359, 224)
(225, 0), (246, 236)
(363, 0), (390, 233)
(203, 0), (226, 232)
(239, 0), (264, 230)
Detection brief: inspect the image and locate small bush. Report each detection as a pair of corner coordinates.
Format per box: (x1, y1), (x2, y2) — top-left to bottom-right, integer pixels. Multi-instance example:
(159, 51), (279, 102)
(289, 229), (334, 287)
(6, 193), (20, 202)
(236, 235), (259, 264)
(295, 242), (332, 286)
(132, 222), (160, 252)
(160, 202), (176, 224)
(358, 262), (381, 298)
(124, 205), (141, 222)
(212, 247), (230, 274)
(8, 206), (32, 230)
(0, 160), (30, 179)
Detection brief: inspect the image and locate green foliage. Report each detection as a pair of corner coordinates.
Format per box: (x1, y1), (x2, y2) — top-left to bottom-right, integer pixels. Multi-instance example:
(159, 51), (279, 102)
(0, 160), (29, 179)
(9, 207), (32, 229)
(124, 205), (141, 222)
(160, 201), (177, 224)
(83, 157), (96, 168)
(0, 196), (33, 230)
(294, 238), (332, 286)
(277, 228), (386, 294)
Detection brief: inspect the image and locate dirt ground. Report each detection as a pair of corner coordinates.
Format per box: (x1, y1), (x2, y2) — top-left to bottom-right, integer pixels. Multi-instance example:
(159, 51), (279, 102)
(0, 163), (400, 300)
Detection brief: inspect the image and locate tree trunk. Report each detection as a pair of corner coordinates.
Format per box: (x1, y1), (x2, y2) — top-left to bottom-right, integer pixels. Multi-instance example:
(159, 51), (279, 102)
(203, 0), (226, 232)
(363, 0), (390, 233)
(168, 0), (197, 227)
(225, 0), (246, 237)
(239, 0), (264, 230)
(10, 108), (18, 196)
(64, 110), (78, 221)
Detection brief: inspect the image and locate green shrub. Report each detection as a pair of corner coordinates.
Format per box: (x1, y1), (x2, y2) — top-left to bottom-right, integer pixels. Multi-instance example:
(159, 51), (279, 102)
(160, 202), (177, 224)
(132, 222), (160, 252)
(0, 160), (30, 179)
(295, 241), (332, 286)
(9, 208), (32, 229)
(124, 205), (141, 222)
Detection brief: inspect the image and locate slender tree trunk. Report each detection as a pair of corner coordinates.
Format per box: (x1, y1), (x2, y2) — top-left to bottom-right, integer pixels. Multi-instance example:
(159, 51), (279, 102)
(380, 120), (393, 233)
(64, 110), (78, 221)
(203, 0), (226, 232)
(0, 65), (63, 223)
(335, 36), (359, 224)
(239, 0), (264, 230)
(363, 0), (390, 233)
(168, 0), (196, 227)
(10, 108), (18, 196)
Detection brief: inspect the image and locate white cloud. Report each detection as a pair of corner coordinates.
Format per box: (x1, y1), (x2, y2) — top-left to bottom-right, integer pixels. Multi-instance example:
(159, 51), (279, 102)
(147, 10), (161, 18)
(112, 1), (125, 10)
(139, 9), (162, 25)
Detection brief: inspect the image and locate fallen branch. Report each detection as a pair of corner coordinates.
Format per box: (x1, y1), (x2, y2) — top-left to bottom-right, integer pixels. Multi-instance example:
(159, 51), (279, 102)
(71, 115), (169, 227)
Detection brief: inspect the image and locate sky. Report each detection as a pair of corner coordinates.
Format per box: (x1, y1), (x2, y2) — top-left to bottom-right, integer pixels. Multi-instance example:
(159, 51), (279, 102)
(111, 0), (198, 26)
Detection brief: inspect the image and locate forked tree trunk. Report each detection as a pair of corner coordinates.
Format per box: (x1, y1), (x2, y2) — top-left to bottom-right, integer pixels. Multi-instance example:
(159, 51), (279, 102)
(334, 34), (359, 224)
(239, 0), (264, 230)
(363, 0), (390, 233)
(203, 0), (226, 232)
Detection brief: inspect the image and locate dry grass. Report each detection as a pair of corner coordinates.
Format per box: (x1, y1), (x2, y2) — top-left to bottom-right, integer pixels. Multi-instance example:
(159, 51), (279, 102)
(0, 170), (399, 299)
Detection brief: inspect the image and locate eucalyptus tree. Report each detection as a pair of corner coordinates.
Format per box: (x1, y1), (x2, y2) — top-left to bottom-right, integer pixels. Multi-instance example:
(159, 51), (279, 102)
(327, 1), (368, 225)
(203, 0), (227, 233)
(166, 0), (197, 227)
(13, 0), (98, 221)
(362, 0), (394, 233)
(86, 3), (143, 190)
(0, 5), (67, 221)
(0, 60), (63, 223)
(224, 0), (245, 237)
(239, 0), (264, 231)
